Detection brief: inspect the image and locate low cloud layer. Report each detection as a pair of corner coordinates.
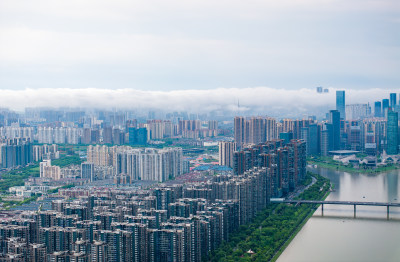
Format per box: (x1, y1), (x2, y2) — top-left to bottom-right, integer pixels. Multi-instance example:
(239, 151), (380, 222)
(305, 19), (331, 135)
(0, 87), (395, 117)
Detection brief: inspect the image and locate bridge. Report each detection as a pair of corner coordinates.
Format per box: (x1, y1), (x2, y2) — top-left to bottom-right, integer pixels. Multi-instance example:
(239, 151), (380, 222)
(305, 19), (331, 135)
(270, 199), (400, 219)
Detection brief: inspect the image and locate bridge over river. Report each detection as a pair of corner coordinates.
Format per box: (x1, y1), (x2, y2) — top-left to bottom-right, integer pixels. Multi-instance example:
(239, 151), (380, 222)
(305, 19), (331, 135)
(270, 199), (400, 219)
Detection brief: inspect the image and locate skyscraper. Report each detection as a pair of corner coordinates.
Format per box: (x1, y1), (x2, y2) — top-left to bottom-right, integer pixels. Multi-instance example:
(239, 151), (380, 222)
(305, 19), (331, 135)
(374, 101), (382, 117)
(390, 93), (397, 109)
(329, 110), (341, 150)
(336, 90), (346, 120)
(387, 110), (399, 155)
(382, 99), (389, 117)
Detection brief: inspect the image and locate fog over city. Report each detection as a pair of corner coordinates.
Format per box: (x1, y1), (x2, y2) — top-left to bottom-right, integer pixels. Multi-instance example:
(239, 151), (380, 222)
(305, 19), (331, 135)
(0, 87), (396, 117)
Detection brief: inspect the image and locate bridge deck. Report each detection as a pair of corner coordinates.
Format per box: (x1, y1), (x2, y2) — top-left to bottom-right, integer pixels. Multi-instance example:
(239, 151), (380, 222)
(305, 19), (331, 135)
(270, 199), (400, 207)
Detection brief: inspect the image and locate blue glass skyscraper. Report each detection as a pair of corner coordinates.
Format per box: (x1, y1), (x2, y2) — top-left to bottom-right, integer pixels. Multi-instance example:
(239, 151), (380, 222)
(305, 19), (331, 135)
(329, 110), (341, 150)
(390, 93), (397, 109)
(387, 110), (398, 155)
(374, 101), (382, 117)
(336, 90), (345, 120)
(382, 99), (389, 116)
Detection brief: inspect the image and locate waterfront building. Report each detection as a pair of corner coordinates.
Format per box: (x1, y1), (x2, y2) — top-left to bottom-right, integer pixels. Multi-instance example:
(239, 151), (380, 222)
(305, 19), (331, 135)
(387, 110), (399, 155)
(301, 124), (319, 155)
(329, 110), (341, 150)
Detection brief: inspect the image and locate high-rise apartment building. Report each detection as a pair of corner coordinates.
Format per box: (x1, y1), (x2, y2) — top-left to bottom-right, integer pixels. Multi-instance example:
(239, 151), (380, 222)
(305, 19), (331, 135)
(81, 162), (95, 181)
(336, 90), (346, 120)
(234, 116), (277, 149)
(40, 159), (61, 180)
(0, 139), (33, 168)
(218, 142), (237, 168)
(115, 147), (183, 182)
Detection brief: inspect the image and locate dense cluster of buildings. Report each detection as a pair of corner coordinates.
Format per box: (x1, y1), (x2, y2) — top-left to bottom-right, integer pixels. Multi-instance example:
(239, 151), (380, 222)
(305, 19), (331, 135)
(0, 135), (306, 261)
(0, 139), (33, 169)
(232, 92), (399, 156)
(0, 118), (222, 147)
(87, 145), (184, 182)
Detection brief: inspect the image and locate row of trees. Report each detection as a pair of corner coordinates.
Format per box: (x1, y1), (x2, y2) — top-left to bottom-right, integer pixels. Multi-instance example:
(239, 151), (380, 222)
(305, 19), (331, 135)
(209, 172), (330, 262)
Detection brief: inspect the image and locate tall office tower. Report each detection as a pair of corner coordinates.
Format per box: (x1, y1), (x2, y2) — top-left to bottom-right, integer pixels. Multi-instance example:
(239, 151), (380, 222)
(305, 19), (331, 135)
(374, 101), (382, 117)
(301, 125), (319, 155)
(81, 162), (95, 181)
(382, 99), (389, 117)
(218, 142), (237, 168)
(387, 110), (399, 155)
(336, 90), (346, 120)
(329, 110), (341, 150)
(390, 93), (397, 109)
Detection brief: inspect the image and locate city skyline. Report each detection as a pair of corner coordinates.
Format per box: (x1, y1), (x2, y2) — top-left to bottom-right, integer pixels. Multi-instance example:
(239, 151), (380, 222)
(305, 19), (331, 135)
(0, 87), (398, 118)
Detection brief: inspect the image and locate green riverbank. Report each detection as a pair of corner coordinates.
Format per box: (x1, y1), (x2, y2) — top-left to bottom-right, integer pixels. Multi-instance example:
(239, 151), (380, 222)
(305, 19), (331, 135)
(209, 172), (331, 262)
(308, 158), (399, 174)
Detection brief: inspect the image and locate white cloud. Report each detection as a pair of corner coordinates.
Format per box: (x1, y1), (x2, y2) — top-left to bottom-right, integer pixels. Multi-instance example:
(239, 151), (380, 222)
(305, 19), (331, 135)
(0, 87), (394, 118)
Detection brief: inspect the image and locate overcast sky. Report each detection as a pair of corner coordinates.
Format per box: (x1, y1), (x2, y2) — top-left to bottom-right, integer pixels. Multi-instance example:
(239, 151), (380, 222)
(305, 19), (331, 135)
(0, 0), (399, 112)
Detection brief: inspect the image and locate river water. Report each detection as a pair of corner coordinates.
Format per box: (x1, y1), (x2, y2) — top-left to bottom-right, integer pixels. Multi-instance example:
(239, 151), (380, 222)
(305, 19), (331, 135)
(277, 167), (400, 262)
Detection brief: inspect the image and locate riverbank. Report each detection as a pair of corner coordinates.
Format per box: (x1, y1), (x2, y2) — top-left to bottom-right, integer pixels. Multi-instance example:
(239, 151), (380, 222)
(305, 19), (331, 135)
(209, 172), (331, 262)
(308, 159), (399, 174)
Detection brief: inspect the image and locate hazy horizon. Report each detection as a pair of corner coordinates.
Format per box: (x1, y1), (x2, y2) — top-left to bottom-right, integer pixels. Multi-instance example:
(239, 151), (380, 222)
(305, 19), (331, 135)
(0, 87), (395, 119)
(1, 0), (399, 92)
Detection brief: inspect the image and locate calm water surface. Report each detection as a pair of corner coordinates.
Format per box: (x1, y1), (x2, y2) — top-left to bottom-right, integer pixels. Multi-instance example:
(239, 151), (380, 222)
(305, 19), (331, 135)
(277, 167), (400, 262)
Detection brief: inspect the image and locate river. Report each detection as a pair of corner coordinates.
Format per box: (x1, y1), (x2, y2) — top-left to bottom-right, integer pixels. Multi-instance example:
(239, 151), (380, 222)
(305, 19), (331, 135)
(277, 167), (400, 262)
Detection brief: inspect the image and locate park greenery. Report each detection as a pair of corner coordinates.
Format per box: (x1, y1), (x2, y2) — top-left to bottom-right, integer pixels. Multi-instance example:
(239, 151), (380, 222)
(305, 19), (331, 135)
(308, 156), (399, 174)
(209, 172), (331, 262)
(0, 154), (82, 194)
